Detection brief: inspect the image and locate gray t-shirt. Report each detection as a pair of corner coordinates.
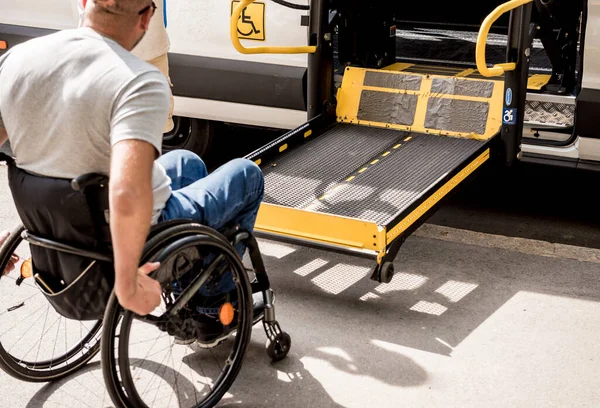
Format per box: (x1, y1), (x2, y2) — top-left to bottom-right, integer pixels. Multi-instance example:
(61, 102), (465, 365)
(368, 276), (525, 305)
(0, 27), (172, 224)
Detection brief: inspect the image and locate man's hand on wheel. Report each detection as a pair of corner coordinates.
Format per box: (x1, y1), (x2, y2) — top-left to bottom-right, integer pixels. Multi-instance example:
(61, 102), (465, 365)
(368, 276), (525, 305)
(117, 262), (162, 316)
(0, 230), (19, 276)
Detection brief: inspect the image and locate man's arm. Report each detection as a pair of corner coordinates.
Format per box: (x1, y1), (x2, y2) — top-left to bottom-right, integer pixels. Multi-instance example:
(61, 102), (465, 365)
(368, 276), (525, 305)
(109, 139), (160, 312)
(109, 71), (170, 315)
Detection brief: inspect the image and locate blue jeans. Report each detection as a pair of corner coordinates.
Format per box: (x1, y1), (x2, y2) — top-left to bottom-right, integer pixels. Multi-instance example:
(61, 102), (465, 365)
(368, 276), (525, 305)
(157, 150), (264, 296)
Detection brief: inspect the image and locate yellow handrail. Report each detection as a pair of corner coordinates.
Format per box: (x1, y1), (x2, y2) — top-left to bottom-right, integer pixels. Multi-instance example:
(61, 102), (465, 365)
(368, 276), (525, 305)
(230, 0), (317, 54)
(476, 0), (533, 77)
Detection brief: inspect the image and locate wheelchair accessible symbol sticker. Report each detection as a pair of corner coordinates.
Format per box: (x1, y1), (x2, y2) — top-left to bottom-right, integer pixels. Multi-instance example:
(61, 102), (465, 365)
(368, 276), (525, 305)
(503, 108), (517, 125)
(231, 1), (266, 41)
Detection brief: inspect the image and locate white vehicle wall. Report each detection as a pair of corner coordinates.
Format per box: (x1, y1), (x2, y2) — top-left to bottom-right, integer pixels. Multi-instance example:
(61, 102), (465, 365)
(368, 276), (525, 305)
(0, 0), (310, 132)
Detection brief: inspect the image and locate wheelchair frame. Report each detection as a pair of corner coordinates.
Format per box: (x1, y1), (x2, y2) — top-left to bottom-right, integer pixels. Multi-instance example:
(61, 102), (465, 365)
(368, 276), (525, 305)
(0, 152), (291, 407)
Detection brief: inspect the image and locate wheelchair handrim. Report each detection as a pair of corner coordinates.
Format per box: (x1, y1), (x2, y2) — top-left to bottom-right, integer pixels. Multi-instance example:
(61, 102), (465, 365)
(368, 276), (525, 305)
(101, 226), (254, 408)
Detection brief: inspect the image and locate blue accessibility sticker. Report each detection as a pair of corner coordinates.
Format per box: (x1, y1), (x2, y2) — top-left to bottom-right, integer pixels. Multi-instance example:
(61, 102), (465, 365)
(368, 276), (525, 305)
(503, 108), (517, 125)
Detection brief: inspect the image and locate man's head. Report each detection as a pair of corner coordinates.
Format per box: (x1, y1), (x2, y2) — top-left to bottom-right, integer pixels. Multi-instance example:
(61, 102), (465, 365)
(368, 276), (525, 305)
(82, 0), (156, 51)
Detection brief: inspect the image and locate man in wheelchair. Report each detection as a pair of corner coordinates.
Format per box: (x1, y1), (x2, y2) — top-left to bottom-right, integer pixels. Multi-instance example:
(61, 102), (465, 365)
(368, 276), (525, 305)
(0, 0), (267, 348)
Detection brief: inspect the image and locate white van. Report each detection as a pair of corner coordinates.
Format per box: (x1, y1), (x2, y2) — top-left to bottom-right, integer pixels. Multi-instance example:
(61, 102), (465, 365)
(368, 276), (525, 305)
(1, 0), (598, 169)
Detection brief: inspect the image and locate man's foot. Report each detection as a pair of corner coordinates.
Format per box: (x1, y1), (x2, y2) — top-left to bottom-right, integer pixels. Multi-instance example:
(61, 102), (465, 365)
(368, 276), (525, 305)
(174, 291), (269, 347)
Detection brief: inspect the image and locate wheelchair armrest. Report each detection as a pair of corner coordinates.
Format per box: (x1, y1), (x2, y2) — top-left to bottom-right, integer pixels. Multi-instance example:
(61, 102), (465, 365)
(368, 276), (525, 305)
(71, 173), (108, 192)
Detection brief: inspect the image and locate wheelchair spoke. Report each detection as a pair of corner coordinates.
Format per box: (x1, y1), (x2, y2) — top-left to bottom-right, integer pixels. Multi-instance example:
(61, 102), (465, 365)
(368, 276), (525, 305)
(27, 316), (61, 366)
(9, 304), (51, 358)
(138, 339), (172, 396)
(141, 342), (174, 361)
(50, 315), (62, 368)
(168, 254), (225, 317)
(208, 349), (224, 375)
(188, 355), (199, 407)
(0, 301), (47, 338)
(160, 346), (181, 408)
(0, 230), (102, 381)
(130, 328), (172, 394)
(194, 352), (213, 395)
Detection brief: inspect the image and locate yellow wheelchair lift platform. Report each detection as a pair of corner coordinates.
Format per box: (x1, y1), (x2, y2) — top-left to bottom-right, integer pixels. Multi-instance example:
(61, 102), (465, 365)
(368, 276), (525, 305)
(234, 0), (533, 283)
(245, 67), (504, 282)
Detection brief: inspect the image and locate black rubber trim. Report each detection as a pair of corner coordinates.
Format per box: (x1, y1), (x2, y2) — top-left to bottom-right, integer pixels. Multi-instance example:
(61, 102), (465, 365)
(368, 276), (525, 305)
(521, 151), (578, 168)
(169, 53), (307, 111)
(575, 88), (600, 139)
(245, 113), (335, 164)
(521, 151), (600, 172)
(0, 23), (56, 56)
(0, 24), (307, 111)
(577, 159), (600, 172)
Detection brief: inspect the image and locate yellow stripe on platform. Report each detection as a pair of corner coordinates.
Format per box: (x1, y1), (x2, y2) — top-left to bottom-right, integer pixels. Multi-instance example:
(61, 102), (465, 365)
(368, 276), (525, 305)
(386, 148), (490, 243)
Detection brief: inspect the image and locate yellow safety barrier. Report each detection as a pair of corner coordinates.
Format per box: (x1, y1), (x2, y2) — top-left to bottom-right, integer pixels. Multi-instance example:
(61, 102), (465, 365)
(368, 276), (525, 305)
(476, 0), (533, 77)
(230, 0), (317, 54)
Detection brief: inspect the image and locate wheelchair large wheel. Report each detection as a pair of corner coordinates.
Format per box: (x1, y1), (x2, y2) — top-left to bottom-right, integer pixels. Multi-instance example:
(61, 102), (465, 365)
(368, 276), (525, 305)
(0, 224), (103, 382)
(102, 223), (254, 408)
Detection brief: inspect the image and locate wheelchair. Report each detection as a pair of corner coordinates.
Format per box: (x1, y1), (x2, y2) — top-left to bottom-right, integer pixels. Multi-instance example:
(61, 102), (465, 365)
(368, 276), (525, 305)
(0, 153), (291, 407)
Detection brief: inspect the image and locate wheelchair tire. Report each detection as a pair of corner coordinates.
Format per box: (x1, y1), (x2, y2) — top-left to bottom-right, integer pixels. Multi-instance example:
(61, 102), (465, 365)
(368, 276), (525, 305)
(101, 223), (254, 408)
(0, 224), (102, 382)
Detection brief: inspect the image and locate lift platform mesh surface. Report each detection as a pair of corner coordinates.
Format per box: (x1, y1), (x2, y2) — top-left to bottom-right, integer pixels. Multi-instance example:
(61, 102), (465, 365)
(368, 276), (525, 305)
(262, 125), (486, 226)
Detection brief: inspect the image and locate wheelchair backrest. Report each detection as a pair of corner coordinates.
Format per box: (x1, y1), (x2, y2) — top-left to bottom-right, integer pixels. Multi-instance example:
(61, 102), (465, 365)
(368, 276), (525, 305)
(7, 164), (114, 320)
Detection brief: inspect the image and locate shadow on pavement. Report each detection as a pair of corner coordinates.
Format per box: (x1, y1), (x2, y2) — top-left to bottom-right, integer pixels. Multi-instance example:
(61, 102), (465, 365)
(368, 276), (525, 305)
(24, 361), (113, 408)
(20, 319), (427, 408)
(258, 232), (600, 358)
(220, 337), (427, 407)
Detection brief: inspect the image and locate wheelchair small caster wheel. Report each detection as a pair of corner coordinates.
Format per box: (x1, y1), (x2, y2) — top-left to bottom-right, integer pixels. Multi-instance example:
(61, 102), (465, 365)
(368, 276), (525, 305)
(266, 332), (291, 362)
(380, 262), (394, 284)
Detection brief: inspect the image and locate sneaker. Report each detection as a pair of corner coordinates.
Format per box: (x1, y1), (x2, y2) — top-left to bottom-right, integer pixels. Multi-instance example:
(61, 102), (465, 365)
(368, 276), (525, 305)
(194, 291), (267, 348)
(174, 291), (268, 347)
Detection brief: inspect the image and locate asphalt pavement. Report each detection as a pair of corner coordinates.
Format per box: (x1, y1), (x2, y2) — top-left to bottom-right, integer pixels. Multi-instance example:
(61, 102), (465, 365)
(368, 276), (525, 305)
(0, 139), (599, 407)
